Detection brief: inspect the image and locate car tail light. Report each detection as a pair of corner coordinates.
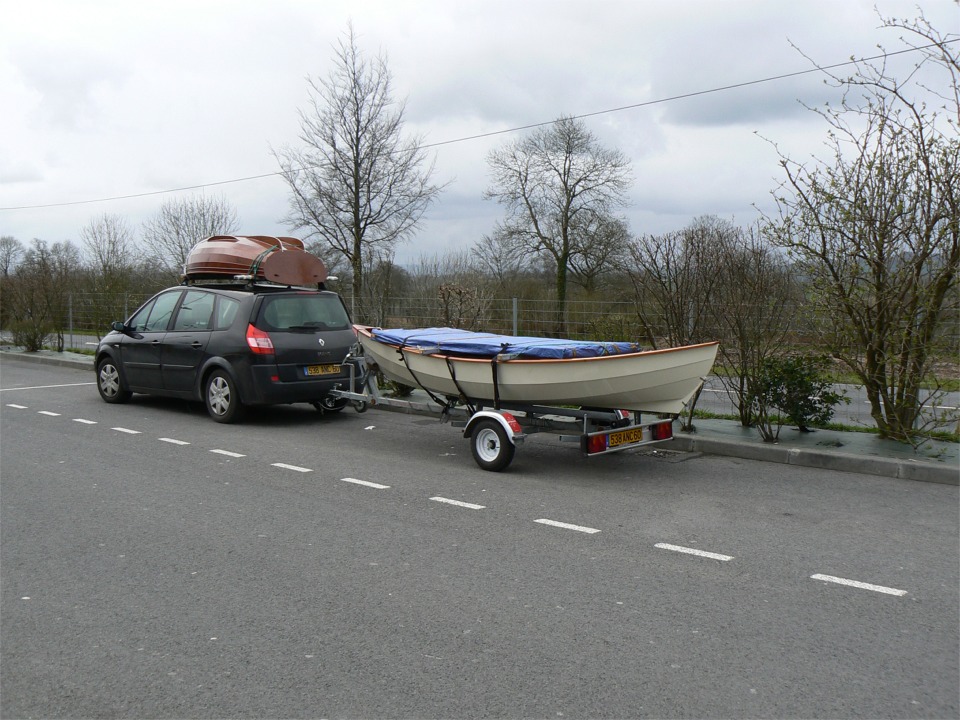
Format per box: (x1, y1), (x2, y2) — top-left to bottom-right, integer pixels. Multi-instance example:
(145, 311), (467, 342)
(651, 420), (673, 440)
(246, 324), (275, 355)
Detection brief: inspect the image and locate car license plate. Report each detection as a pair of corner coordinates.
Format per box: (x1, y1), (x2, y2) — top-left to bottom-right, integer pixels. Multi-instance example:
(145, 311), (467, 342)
(607, 427), (646, 448)
(304, 364), (340, 377)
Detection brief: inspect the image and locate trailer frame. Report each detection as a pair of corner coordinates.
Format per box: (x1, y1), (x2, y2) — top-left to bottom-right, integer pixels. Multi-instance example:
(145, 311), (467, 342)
(329, 353), (683, 472)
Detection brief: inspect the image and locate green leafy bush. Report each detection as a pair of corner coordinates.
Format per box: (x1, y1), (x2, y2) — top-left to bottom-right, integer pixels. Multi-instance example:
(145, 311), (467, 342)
(751, 354), (850, 441)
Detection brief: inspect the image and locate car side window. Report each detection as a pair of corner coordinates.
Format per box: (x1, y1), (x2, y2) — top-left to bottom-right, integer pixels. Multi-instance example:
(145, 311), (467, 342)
(130, 291), (181, 333)
(172, 290), (215, 331)
(215, 296), (241, 330)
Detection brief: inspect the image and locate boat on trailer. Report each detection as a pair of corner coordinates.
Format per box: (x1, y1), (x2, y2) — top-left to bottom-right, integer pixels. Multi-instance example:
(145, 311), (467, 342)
(329, 326), (719, 471)
(356, 326), (719, 415)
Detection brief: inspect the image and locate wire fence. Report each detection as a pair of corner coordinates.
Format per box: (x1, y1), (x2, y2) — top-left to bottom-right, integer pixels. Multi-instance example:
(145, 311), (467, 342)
(15, 291), (960, 363)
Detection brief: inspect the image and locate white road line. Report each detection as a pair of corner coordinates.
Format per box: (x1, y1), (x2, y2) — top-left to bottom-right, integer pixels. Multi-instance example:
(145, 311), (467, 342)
(112, 427), (141, 434)
(159, 438), (190, 446)
(810, 573), (908, 597)
(73, 418), (97, 425)
(431, 496), (485, 510)
(341, 477), (390, 489)
(655, 543), (734, 562)
(38, 410), (60, 416)
(210, 449), (246, 458)
(273, 463), (312, 473)
(0, 382), (95, 391)
(6, 404), (27, 409)
(535, 519), (600, 534)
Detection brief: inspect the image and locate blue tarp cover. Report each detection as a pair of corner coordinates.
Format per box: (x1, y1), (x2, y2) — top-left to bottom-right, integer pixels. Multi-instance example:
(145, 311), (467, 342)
(371, 327), (641, 360)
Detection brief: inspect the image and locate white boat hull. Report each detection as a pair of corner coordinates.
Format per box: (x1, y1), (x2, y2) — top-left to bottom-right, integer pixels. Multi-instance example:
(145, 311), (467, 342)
(357, 327), (719, 414)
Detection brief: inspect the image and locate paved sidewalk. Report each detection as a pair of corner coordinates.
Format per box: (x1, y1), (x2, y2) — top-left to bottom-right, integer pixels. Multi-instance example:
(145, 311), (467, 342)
(2, 347), (957, 485)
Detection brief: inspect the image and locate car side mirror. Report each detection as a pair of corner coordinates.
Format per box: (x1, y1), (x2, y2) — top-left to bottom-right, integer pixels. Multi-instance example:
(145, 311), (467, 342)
(111, 321), (126, 333)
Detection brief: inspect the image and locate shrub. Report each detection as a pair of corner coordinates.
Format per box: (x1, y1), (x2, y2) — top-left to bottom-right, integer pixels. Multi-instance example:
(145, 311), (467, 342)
(751, 354), (849, 442)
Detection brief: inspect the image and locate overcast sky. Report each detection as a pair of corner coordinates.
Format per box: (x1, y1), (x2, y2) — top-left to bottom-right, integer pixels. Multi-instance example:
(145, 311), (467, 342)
(1, 0), (956, 266)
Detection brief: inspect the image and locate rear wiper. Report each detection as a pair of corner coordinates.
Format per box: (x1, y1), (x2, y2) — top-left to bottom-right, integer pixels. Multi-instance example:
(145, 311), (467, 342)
(288, 323), (325, 331)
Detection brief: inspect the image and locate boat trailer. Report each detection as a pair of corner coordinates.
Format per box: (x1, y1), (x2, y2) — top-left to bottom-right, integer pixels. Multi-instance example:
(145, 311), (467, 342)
(330, 353), (681, 472)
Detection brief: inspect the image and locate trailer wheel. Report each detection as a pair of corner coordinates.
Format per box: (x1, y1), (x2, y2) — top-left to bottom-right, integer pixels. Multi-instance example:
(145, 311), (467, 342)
(470, 418), (515, 472)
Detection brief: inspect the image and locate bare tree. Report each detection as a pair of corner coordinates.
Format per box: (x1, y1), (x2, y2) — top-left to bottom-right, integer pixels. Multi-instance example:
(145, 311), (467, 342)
(620, 216), (729, 350)
(767, 11), (959, 442)
(80, 214), (142, 335)
(484, 115), (632, 334)
(0, 236), (24, 277)
(471, 231), (531, 291)
(275, 23), (442, 321)
(141, 195), (239, 283)
(4, 239), (81, 351)
(567, 216), (630, 295)
(81, 215), (138, 286)
(707, 225), (800, 427)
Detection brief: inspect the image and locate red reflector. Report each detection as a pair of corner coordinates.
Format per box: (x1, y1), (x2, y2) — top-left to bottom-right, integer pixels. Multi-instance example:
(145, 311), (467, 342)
(651, 421), (673, 440)
(501, 412), (522, 434)
(246, 324), (275, 355)
(270, 375), (279, 382)
(586, 434), (607, 454)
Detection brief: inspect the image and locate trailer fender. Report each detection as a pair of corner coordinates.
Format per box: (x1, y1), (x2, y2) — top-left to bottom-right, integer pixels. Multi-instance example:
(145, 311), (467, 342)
(463, 410), (524, 445)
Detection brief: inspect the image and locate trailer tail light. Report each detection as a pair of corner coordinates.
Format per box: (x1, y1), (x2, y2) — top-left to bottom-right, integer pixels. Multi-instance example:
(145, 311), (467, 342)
(651, 420), (673, 441)
(585, 433), (607, 455)
(246, 324), (275, 355)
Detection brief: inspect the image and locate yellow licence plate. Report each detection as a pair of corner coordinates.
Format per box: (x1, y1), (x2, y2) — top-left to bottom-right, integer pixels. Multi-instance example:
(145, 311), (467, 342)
(607, 427), (646, 448)
(304, 364), (340, 376)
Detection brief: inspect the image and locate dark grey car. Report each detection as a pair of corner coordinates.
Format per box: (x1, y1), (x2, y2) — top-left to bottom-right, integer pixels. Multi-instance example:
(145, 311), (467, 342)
(94, 283), (360, 422)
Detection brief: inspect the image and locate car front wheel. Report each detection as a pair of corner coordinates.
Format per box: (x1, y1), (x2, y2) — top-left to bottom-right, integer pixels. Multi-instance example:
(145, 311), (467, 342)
(205, 369), (244, 423)
(97, 357), (132, 403)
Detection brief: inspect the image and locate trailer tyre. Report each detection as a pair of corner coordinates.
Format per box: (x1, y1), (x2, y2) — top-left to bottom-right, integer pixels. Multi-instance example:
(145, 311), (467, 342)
(470, 418), (515, 472)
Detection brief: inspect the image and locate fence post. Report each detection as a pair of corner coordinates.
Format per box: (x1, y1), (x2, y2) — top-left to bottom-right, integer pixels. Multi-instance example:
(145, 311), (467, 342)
(68, 293), (73, 350)
(512, 297), (518, 336)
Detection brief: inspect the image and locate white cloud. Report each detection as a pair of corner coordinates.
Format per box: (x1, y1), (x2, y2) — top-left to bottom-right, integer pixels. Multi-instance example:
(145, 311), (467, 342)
(0, 0), (955, 266)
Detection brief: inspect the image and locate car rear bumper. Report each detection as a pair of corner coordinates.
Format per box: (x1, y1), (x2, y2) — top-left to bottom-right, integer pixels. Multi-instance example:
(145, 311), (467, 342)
(243, 363), (358, 405)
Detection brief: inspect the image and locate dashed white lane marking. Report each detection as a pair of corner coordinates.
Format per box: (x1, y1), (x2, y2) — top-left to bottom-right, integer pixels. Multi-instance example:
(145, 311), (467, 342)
(811, 573), (907, 597)
(655, 543), (735, 562)
(159, 438), (190, 446)
(38, 410), (60, 416)
(341, 477), (390, 489)
(0, 382), (95, 392)
(535, 519), (600, 534)
(6, 403), (28, 409)
(431, 496), (485, 510)
(211, 449), (245, 458)
(273, 463), (312, 473)
(73, 418), (97, 424)
(112, 427), (141, 434)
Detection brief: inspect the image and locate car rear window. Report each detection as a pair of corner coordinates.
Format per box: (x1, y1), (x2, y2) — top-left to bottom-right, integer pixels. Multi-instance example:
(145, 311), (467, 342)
(258, 294), (350, 332)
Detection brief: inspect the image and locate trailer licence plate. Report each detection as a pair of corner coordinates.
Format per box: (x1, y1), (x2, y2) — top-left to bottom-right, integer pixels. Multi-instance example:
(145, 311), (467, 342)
(304, 364), (340, 376)
(607, 427), (646, 448)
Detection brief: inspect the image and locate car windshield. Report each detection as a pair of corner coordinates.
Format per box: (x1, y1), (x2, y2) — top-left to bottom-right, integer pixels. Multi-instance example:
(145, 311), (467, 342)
(259, 294), (350, 331)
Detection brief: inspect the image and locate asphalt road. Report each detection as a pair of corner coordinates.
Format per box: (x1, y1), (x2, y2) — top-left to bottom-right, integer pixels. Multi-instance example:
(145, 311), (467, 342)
(2, 359), (958, 719)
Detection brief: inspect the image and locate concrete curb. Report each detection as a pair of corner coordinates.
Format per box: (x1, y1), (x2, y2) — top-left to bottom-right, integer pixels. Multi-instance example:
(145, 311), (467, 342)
(3, 348), (957, 485)
(0, 349), (94, 369)
(670, 434), (958, 486)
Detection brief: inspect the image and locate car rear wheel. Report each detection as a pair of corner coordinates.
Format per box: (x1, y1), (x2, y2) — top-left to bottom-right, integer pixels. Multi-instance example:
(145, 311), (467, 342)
(205, 369), (244, 423)
(97, 358), (132, 403)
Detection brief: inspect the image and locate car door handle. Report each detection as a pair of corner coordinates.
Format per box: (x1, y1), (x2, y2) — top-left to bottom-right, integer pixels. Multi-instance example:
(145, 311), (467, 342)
(151, 339), (161, 345)
(191, 341), (203, 349)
